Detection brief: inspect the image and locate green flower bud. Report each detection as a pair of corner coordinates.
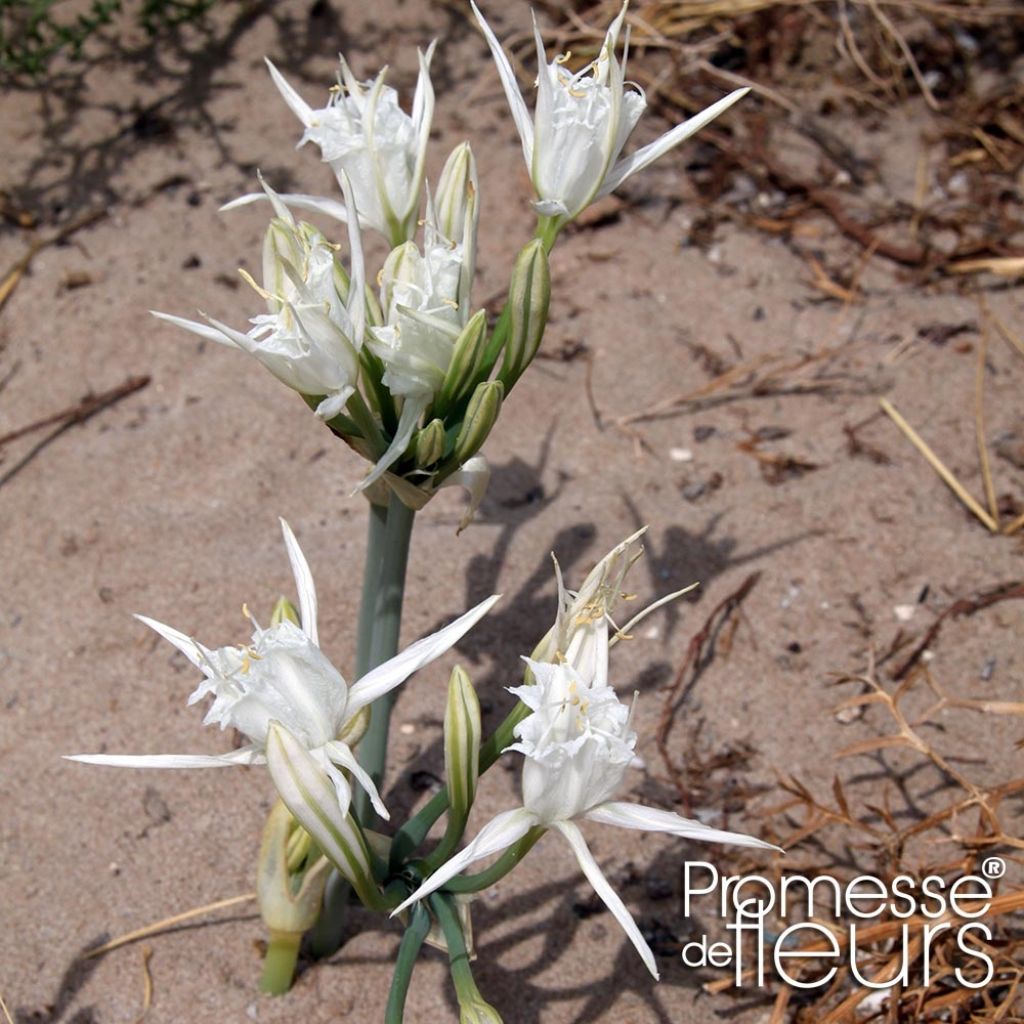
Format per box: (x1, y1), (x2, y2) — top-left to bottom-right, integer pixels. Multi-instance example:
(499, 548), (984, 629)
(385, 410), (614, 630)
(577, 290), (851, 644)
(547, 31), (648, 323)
(414, 418), (447, 468)
(435, 142), (478, 244)
(270, 596), (301, 627)
(499, 239), (550, 389)
(454, 380), (503, 465)
(459, 997), (503, 1024)
(444, 666), (481, 824)
(437, 309), (489, 414)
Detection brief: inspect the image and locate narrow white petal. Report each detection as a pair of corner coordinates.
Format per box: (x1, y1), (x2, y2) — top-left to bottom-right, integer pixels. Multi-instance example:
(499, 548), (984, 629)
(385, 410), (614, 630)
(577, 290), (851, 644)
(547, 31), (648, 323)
(326, 741), (390, 822)
(133, 613), (205, 667)
(338, 171), (366, 348)
(265, 58), (316, 127)
(408, 42), (437, 224)
(391, 807), (537, 916)
(256, 171), (296, 225)
(150, 311), (239, 348)
(471, 2), (534, 165)
(265, 724), (372, 887)
(600, 88), (749, 196)
(278, 519), (318, 645)
(346, 594), (500, 719)
(585, 801), (780, 851)
(553, 819), (659, 979)
(220, 191), (351, 224)
(352, 396), (427, 495)
(65, 748), (263, 768)
(440, 454), (491, 533)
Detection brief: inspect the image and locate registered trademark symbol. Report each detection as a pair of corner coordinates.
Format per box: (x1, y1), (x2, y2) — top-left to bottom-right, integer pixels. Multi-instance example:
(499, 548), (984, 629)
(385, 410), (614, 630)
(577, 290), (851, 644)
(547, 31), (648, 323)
(982, 857), (1006, 879)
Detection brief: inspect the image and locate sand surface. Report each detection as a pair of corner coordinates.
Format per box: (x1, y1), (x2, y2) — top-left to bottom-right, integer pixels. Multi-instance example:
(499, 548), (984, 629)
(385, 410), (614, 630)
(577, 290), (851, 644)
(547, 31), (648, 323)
(2, 1), (1022, 1021)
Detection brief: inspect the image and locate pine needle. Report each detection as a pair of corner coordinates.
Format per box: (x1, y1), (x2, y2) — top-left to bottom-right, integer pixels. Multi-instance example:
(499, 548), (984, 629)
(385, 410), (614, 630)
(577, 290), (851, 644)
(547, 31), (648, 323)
(0, 991), (13, 1024)
(879, 398), (998, 532)
(131, 948), (154, 1024)
(83, 893), (256, 958)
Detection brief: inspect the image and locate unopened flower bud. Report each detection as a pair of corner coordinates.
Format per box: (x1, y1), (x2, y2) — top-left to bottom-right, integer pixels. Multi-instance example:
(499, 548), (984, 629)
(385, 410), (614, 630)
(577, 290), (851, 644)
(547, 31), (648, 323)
(459, 997), (503, 1024)
(454, 380), (503, 465)
(444, 666), (481, 823)
(438, 310), (488, 414)
(414, 418), (447, 468)
(270, 596), (301, 627)
(499, 239), (550, 389)
(435, 142), (479, 245)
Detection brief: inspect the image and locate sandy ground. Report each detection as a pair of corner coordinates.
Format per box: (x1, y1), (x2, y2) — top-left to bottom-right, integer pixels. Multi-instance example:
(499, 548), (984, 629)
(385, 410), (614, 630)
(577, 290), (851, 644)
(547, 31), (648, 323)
(1, 1), (1022, 1022)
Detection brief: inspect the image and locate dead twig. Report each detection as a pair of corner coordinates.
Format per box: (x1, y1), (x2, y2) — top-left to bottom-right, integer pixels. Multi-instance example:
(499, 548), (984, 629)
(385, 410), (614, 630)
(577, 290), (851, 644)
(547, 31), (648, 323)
(0, 375), (150, 490)
(657, 572), (760, 809)
(891, 580), (1024, 681)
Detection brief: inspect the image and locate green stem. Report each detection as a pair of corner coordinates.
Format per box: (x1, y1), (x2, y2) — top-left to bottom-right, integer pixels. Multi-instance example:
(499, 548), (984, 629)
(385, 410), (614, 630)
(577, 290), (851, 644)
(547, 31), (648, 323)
(353, 490), (416, 827)
(442, 827), (545, 894)
(260, 930), (302, 995)
(391, 701), (531, 866)
(309, 501), (389, 957)
(384, 904), (432, 1024)
(356, 500), (390, 677)
(429, 893), (481, 1004)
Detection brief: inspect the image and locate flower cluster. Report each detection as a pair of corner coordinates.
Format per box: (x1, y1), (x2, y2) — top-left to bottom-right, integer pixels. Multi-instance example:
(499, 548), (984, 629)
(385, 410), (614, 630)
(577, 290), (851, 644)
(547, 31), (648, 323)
(153, 1), (745, 525)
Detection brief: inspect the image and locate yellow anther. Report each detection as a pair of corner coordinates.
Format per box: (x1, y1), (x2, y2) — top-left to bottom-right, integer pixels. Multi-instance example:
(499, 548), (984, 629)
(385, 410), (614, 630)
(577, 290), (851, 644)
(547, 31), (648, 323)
(555, 51), (573, 65)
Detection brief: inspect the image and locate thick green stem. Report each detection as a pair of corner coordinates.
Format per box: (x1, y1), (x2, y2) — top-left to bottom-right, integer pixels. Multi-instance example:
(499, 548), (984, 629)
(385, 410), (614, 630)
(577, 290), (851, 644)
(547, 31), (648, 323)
(391, 701), (531, 866)
(442, 827), (545, 893)
(353, 490), (416, 827)
(260, 930), (302, 995)
(356, 501), (390, 677)
(384, 905), (432, 1024)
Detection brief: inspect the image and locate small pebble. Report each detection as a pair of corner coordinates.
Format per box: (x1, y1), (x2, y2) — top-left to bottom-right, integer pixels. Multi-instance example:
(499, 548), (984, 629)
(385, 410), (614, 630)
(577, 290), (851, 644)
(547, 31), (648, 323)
(669, 447), (693, 462)
(893, 604), (916, 622)
(399, 722), (416, 735)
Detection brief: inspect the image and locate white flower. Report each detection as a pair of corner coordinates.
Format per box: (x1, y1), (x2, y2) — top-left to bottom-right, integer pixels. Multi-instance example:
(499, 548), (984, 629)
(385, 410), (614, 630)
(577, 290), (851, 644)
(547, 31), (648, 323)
(265, 45), (435, 244)
(154, 177), (366, 420)
(67, 519), (499, 823)
(394, 659), (774, 977)
(472, 1), (748, 222)
(356, 216), (474, 491)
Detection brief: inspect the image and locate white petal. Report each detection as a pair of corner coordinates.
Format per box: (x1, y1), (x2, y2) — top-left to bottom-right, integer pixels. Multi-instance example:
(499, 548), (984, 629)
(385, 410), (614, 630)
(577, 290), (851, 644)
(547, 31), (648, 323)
(352, 396), (427, 494)
(585, 800), (780, 851)
(552, 819), (659, 979)
(220, 191), (352, 224)
(346, 594), (500, 719)
(150, 310), (239, 348)
(314, 387), (355, 420)
(134, 613), (205, 667)
(338, 171), (366, 349)
(265, 724), (372, 886)
(65, 748), (263, 768)
(440, 454), (491, 533)
(391, 807), (537, 916)
(326, 740), (390, 822)
(265, 58), (316, 127)
(278, 519), (318, 644)
(471, 2), (534, 166)
(600, 88), (749, 196)
(408, 42), (436, 223)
